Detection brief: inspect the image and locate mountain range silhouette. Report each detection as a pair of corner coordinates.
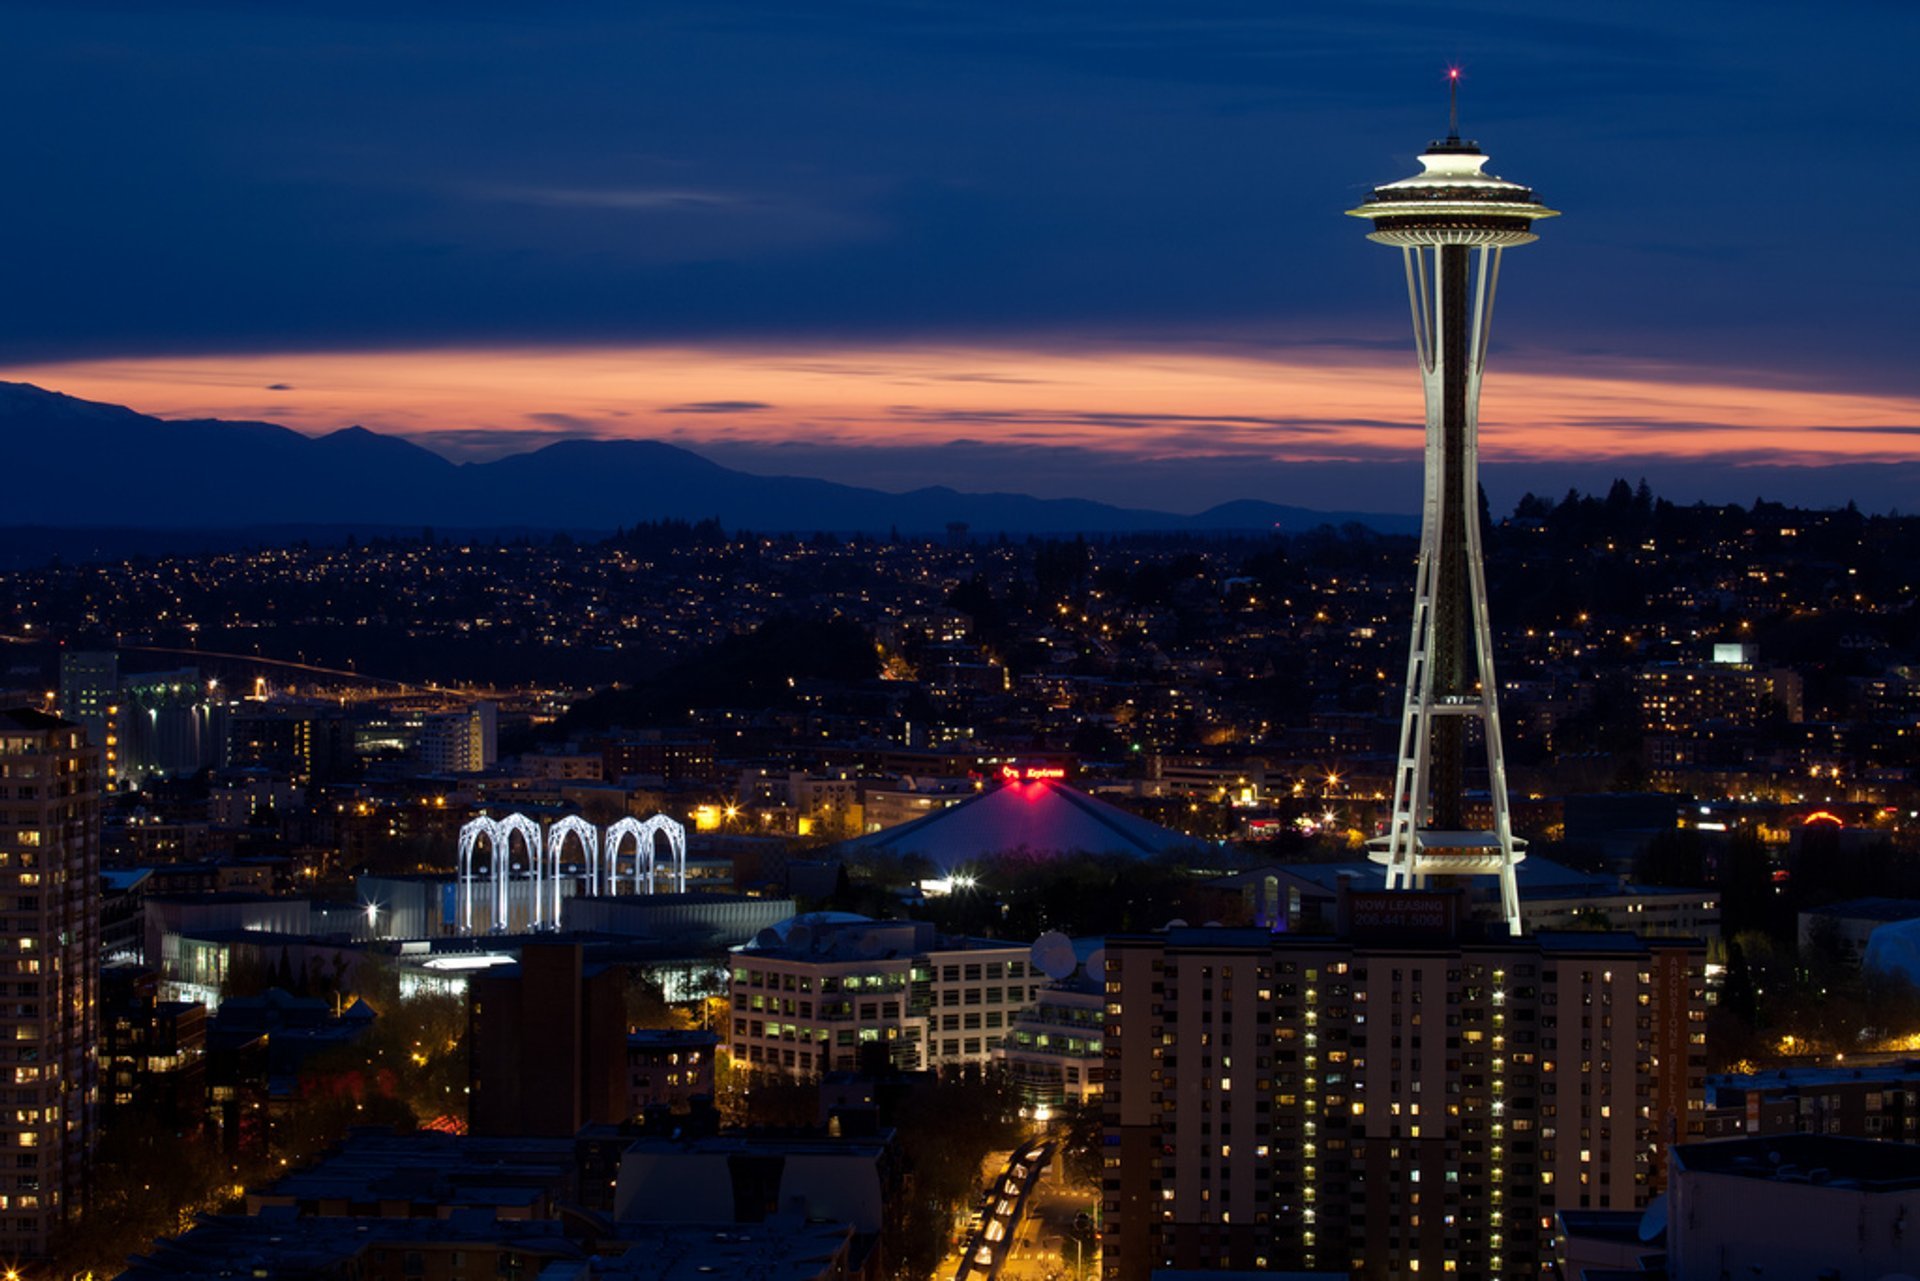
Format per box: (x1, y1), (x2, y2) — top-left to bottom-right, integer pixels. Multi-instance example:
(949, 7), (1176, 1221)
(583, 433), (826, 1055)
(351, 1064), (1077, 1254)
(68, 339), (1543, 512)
(0, 381), (1413, 536)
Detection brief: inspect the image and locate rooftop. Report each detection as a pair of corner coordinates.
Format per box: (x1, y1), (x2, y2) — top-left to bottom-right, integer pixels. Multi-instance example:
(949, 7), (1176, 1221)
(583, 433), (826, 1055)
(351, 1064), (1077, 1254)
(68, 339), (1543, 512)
(1802, 896), (1920, 922)
(248, 1130), (578, 1211)
(620, 1129), (892, 1160)
(0, 705), (74, 732)
(1272, 856), (1710, 904)
(120, 1211), (579, 1280)
(1118, 923), (1673, 956)
(1672, 1134), (1920, 1191)
(845, 777), (1201, 870)
(1707, 1058), (1920, 1100)
(628, 1028), (719, 1048)
(1552, 1207), (1652, 1246)
(583, 1216), (859, 1281)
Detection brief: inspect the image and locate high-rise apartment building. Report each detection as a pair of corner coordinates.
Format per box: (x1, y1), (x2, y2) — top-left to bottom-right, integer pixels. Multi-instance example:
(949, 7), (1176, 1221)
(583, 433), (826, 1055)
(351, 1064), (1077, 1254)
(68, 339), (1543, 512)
(0, 707), (102, 1259)
(1101, 901), (1706, 1281)
(416, 701), (497, 776)
(227, 703), (354, 784)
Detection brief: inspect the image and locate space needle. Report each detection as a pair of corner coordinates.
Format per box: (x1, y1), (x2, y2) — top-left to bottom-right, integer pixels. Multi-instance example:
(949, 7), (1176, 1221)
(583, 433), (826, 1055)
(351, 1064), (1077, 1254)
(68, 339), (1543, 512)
(1347, 75), (1557, 935)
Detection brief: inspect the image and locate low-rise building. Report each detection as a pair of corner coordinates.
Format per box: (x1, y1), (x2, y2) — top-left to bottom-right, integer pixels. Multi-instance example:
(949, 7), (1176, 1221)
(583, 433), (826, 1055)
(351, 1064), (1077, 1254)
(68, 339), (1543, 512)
(120, 1214), (584, 1281)
(860, 776), (975, 831)
(999, 940), (1107, 1117)
(125, 1116), (876, 1280)
(1667, 1134), (1920, 1280)
(729, 916), (1037, 1075)
(1704, 1059), (1920, 1143)
(1798, 896), (1920, 967)
(102, 975), (206, 1126)
(469, 943), (627, 1137)
(626, 1029), (717, 1116)
(245, 1130), (579, 1219)
(614, 1131), (895, 1233)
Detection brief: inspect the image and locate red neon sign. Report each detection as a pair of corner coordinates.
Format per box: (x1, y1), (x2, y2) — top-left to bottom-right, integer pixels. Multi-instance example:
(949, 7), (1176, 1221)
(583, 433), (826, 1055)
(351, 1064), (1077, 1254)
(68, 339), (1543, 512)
(999, 765), (1067, 781)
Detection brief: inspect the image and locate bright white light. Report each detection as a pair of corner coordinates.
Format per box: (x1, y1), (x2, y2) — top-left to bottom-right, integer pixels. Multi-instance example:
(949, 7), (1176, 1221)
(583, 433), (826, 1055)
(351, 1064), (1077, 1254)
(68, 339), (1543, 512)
(461, 812), (686, 935)
(421, 952), (514, 972)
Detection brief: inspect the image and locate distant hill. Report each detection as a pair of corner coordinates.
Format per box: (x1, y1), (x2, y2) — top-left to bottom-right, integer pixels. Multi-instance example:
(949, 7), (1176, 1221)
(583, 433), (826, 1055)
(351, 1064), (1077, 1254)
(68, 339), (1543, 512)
(0, 381), (1415, 537)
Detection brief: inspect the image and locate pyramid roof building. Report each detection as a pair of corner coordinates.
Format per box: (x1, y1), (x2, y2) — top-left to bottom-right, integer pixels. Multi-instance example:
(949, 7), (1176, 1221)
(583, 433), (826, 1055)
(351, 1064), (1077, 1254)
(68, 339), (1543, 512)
(846, 778), (1200, 871)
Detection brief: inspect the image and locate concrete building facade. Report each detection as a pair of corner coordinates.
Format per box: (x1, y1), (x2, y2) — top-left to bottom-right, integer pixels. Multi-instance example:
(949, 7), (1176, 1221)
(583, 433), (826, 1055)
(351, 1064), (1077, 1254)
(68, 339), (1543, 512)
(1101, 909), (1706, 1281)
(468, 943), (625, 1137)
(1667, 1134), (1920, 1281)
(728, 917), (1037, 1075)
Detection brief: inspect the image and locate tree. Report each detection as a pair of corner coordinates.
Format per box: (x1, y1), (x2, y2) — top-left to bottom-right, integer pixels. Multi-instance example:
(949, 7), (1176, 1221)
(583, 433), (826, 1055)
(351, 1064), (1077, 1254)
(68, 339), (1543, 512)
(1635, 830), (1708, 888)
(1053, 1095), (1104, 1189)
(626, 969), (697, 1032)
(49, 1114), (234, 1278)
(220, 948), (277, 1002)
(716, 1056), (821, 1129)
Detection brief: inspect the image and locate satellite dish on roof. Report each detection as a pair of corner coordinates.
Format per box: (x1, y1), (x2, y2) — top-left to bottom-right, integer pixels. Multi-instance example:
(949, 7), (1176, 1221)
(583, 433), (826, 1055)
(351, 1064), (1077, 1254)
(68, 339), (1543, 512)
(1082, 948), (1106, 980)
(1031, 931), (1077, 981)
(787, 923), (813, 952)
(753, 928), (781, 949)
(1164, 918), (1188, 931)
(1637, 1193), (1667, 1242)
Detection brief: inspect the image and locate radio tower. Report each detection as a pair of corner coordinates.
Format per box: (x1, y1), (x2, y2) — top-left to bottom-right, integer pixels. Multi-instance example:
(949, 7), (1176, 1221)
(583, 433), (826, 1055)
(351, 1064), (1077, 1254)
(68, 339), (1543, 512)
(1347, 75), (1557, 935)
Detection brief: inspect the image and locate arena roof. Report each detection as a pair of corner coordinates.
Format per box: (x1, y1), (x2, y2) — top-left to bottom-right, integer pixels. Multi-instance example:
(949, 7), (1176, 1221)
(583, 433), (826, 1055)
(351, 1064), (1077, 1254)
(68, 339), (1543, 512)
(846, 778), (1200, 871)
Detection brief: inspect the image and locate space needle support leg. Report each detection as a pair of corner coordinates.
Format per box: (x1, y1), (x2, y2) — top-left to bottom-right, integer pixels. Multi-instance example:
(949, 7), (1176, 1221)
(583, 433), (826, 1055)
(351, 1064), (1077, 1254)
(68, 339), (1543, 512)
(1462, 245), (1521, 934)
(1386, 247), (1441, 890)
(1404, 247), (1431, 370)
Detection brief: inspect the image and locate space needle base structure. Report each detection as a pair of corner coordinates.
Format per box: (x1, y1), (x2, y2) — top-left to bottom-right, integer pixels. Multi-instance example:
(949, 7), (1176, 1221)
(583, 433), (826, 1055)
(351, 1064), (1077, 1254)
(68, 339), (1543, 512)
(1347, 90), (1556, 935)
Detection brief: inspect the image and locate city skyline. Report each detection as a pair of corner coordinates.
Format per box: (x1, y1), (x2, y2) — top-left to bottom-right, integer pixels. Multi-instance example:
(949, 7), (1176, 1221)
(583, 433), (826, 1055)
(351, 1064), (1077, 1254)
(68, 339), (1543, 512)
(8, 6), (1920, 1277)
(1, 3), (1916, 513)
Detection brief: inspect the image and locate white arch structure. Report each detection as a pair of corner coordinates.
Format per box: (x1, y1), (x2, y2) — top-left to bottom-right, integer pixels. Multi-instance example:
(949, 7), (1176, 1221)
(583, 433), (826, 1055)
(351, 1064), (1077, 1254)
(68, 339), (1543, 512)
(456, 812), (688, 934)
(456, 817), (499, 934)
(545, 815), (600, 927)
(604, 815), (688, 897)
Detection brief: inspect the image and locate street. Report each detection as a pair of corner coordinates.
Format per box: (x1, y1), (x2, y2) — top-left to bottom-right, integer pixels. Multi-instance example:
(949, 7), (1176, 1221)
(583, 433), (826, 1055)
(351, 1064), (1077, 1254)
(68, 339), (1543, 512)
(948, 1140), (1052, 1281)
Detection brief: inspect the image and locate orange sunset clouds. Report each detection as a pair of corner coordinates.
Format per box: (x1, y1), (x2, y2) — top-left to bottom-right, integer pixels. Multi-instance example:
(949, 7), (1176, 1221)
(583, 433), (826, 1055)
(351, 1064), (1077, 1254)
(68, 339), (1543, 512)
(8, 342), (1919, 480)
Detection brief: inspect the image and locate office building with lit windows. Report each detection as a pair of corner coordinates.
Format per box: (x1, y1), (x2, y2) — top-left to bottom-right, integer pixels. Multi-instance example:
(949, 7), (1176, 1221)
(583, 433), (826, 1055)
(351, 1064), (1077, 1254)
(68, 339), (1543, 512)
(1000, 971), (1106, 1114)
(56, 650), (118, 778)
(1632, 659), (1804, 733)
(0, 707), (102, 1259)
(58, 652), (226, 786)
(729, 916), (1038, 1075)
(1100, 905), (1705, 1281)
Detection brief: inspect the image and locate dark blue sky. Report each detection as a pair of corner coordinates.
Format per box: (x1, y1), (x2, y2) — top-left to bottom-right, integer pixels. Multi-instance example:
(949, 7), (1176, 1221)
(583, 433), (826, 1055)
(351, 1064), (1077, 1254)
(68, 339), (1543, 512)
(3, 1), (1917, 511)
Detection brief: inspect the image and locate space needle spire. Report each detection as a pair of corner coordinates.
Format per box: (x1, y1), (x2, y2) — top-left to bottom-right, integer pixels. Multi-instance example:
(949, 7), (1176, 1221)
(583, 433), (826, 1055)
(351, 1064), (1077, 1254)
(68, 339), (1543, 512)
(1347, 80), (1558, 935)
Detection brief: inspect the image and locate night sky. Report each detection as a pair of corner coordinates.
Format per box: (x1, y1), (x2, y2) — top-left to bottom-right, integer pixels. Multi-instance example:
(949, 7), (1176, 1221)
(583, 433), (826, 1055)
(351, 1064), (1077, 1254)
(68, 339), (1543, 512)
(4, 1), (1917, 513)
